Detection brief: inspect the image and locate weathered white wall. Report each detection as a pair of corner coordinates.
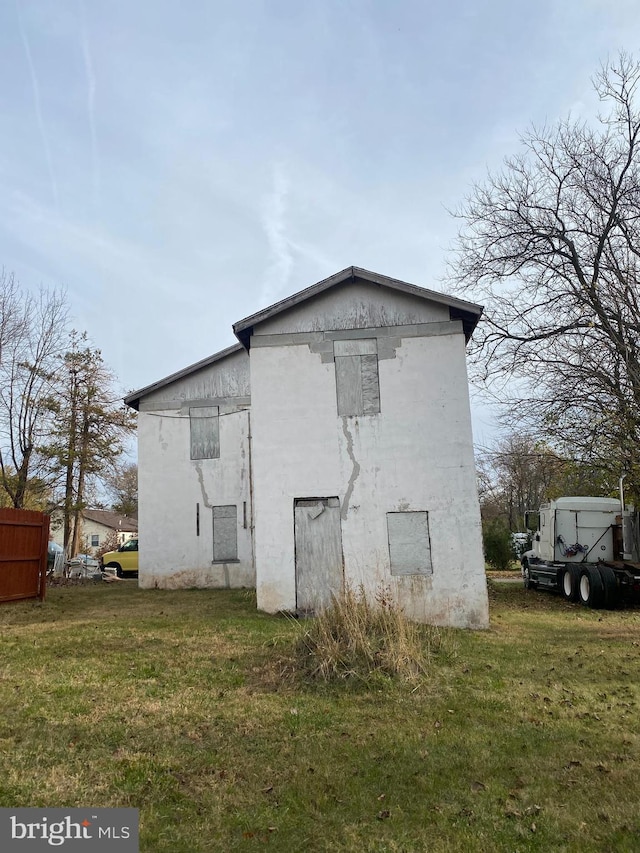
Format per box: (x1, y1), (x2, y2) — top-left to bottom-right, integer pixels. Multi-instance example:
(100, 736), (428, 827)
(138, 407), (253, 588)
(136, 344), (254, 590)
(133, 279), (487, 626)
(140, 347), (250, 410)
(337, 334), (488, 628)
(250, 327), (488, 629)
(251, 344), (341, 611)
(255, 280), (450, 335)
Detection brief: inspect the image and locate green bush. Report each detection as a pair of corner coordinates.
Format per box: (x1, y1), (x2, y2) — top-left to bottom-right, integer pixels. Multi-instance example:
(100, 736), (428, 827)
(483, 520), (514, 570)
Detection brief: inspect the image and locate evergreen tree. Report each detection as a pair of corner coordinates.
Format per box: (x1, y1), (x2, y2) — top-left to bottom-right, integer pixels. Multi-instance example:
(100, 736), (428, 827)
(44, 332), (136, 554)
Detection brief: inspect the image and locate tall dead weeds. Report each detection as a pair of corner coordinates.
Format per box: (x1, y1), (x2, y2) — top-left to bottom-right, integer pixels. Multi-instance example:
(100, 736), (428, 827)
(293, 585), (457, 685)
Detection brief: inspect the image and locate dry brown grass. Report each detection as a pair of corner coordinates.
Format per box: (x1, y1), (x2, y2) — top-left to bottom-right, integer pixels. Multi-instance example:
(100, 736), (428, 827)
(292, 585), (457, 684)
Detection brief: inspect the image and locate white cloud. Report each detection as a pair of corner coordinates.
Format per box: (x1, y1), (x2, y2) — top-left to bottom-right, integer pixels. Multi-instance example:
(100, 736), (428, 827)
(16, 2), (58, 212)
(259, 162), (293, 308)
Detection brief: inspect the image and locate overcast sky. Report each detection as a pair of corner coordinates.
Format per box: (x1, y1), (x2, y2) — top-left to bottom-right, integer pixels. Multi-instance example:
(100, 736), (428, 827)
(2, 0), (639, 447)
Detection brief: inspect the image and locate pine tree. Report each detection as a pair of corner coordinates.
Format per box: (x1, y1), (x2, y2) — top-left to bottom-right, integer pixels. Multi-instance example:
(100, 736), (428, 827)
(44, 332), (136, 554)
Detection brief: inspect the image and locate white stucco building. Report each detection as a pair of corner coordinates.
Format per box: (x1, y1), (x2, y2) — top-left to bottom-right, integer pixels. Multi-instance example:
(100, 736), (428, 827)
(126, 267), (489, 628)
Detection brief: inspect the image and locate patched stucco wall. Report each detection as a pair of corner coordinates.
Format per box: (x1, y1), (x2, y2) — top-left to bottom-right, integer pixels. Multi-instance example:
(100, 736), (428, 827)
(250, 343), (341, 611)
(254, 279), (451, 336)
(337, 334), (488, 628)
(249, 324), (488, 629)
(139, 347), (250, 411)
(137, 348), (254, 590)
(130, 272), (487, 626)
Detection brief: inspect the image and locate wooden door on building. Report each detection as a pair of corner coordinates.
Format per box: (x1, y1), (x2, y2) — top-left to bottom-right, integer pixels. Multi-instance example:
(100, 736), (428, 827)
(294, 498), (343, 613)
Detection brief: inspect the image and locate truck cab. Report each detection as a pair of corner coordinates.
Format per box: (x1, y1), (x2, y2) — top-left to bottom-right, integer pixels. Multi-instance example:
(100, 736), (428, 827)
(521, 496), (640, 608)
(528, 497), (621, 564)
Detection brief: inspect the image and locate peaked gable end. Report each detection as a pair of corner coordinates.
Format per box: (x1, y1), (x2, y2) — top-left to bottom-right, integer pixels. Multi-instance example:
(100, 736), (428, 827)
(126, 344), (250, 412)
(234, 267), (482, 347)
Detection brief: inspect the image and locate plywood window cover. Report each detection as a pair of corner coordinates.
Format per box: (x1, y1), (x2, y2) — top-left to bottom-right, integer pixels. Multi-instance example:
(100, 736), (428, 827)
(334, 339), (380, 416)
(190, 406), (220, 460)
(387, 511), (433, 576)
(212, 504), (238, 562)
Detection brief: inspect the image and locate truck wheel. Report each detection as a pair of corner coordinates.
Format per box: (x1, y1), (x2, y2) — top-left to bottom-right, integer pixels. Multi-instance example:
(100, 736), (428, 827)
(579, 567), (605, 608)
(105, 562), (123, 579)
(560, 565), (580, 602)
(522, 559), (536, 590)
(597, 565), (619, 609)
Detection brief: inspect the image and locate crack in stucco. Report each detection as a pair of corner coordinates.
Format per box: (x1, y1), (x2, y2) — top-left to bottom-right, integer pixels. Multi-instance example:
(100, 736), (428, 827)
(194, 462), (213, 508)
(340, 417), (360, 520)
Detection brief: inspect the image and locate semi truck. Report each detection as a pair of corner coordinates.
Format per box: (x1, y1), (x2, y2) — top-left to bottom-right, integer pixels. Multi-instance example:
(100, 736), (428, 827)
(521, 496), (640, 608)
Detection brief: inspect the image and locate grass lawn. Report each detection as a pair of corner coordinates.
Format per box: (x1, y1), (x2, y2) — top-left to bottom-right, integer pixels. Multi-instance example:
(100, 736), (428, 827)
(0, 580), (639, 852)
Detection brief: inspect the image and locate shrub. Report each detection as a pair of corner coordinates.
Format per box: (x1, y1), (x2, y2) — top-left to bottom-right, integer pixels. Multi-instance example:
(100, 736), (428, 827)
(483, 520), (514, 570)
(293, 586), (456, 685)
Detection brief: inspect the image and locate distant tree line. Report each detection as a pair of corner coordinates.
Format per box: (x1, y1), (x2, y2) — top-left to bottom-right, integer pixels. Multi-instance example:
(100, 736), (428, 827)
(477, 433), (614, 569)
(0, 270), (136, 553)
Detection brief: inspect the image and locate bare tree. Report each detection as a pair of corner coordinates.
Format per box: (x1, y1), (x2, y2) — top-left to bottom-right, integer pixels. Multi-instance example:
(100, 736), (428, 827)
(477, 433), (612, 529)
(105, 461), (138, 517)
(0, 274), (68, 507)
(451, 54), (640, 499)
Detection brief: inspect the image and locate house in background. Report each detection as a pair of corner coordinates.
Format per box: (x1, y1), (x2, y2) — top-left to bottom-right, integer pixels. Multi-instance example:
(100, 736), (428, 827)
(50, 509), (137, 554)
(126, 267), (489, 629)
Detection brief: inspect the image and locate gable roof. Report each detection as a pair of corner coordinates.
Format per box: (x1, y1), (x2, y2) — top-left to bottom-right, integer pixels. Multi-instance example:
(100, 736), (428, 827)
(82, 509), (138, 533)
(124, 343), (244, 412)
(233, 266), (482, 349)
(124, 268), (483, 412)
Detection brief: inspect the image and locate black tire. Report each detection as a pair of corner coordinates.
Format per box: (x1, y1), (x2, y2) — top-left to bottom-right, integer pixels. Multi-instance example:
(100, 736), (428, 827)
(578, 566), (605, 608)
(560, 565), (580, 602)
(598, 565), (619, 609)
(522, 558), (537, 590)
(105, 562), (123, 578)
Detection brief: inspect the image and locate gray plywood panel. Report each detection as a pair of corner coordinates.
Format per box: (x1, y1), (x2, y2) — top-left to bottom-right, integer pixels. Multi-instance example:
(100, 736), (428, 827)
(361, 354), (381, 414)
(387, 511), (432, 575)
(253, 280), (451, 335)
(190, 407), (220, 460)
(333, 338), (377, 357)
(213, 505), (237, 561)
(295, 499), (343, 612)
(335, 356), (363, 416)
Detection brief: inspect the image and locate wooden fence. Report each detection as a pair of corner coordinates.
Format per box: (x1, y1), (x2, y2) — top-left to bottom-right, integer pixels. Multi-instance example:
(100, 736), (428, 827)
(0, 508), (49, 602)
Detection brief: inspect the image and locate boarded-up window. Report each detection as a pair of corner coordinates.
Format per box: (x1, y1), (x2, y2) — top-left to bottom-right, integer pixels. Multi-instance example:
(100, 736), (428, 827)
(190, 406), (219, 459)
(212, 505), (237, 561)
(387, 511), (432, 575)
(334, 339), (380, 416)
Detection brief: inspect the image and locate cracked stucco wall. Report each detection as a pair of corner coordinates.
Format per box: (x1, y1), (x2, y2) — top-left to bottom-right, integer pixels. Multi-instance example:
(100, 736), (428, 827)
(137, 407), (254, 589)
(249, 332), (488, 629)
